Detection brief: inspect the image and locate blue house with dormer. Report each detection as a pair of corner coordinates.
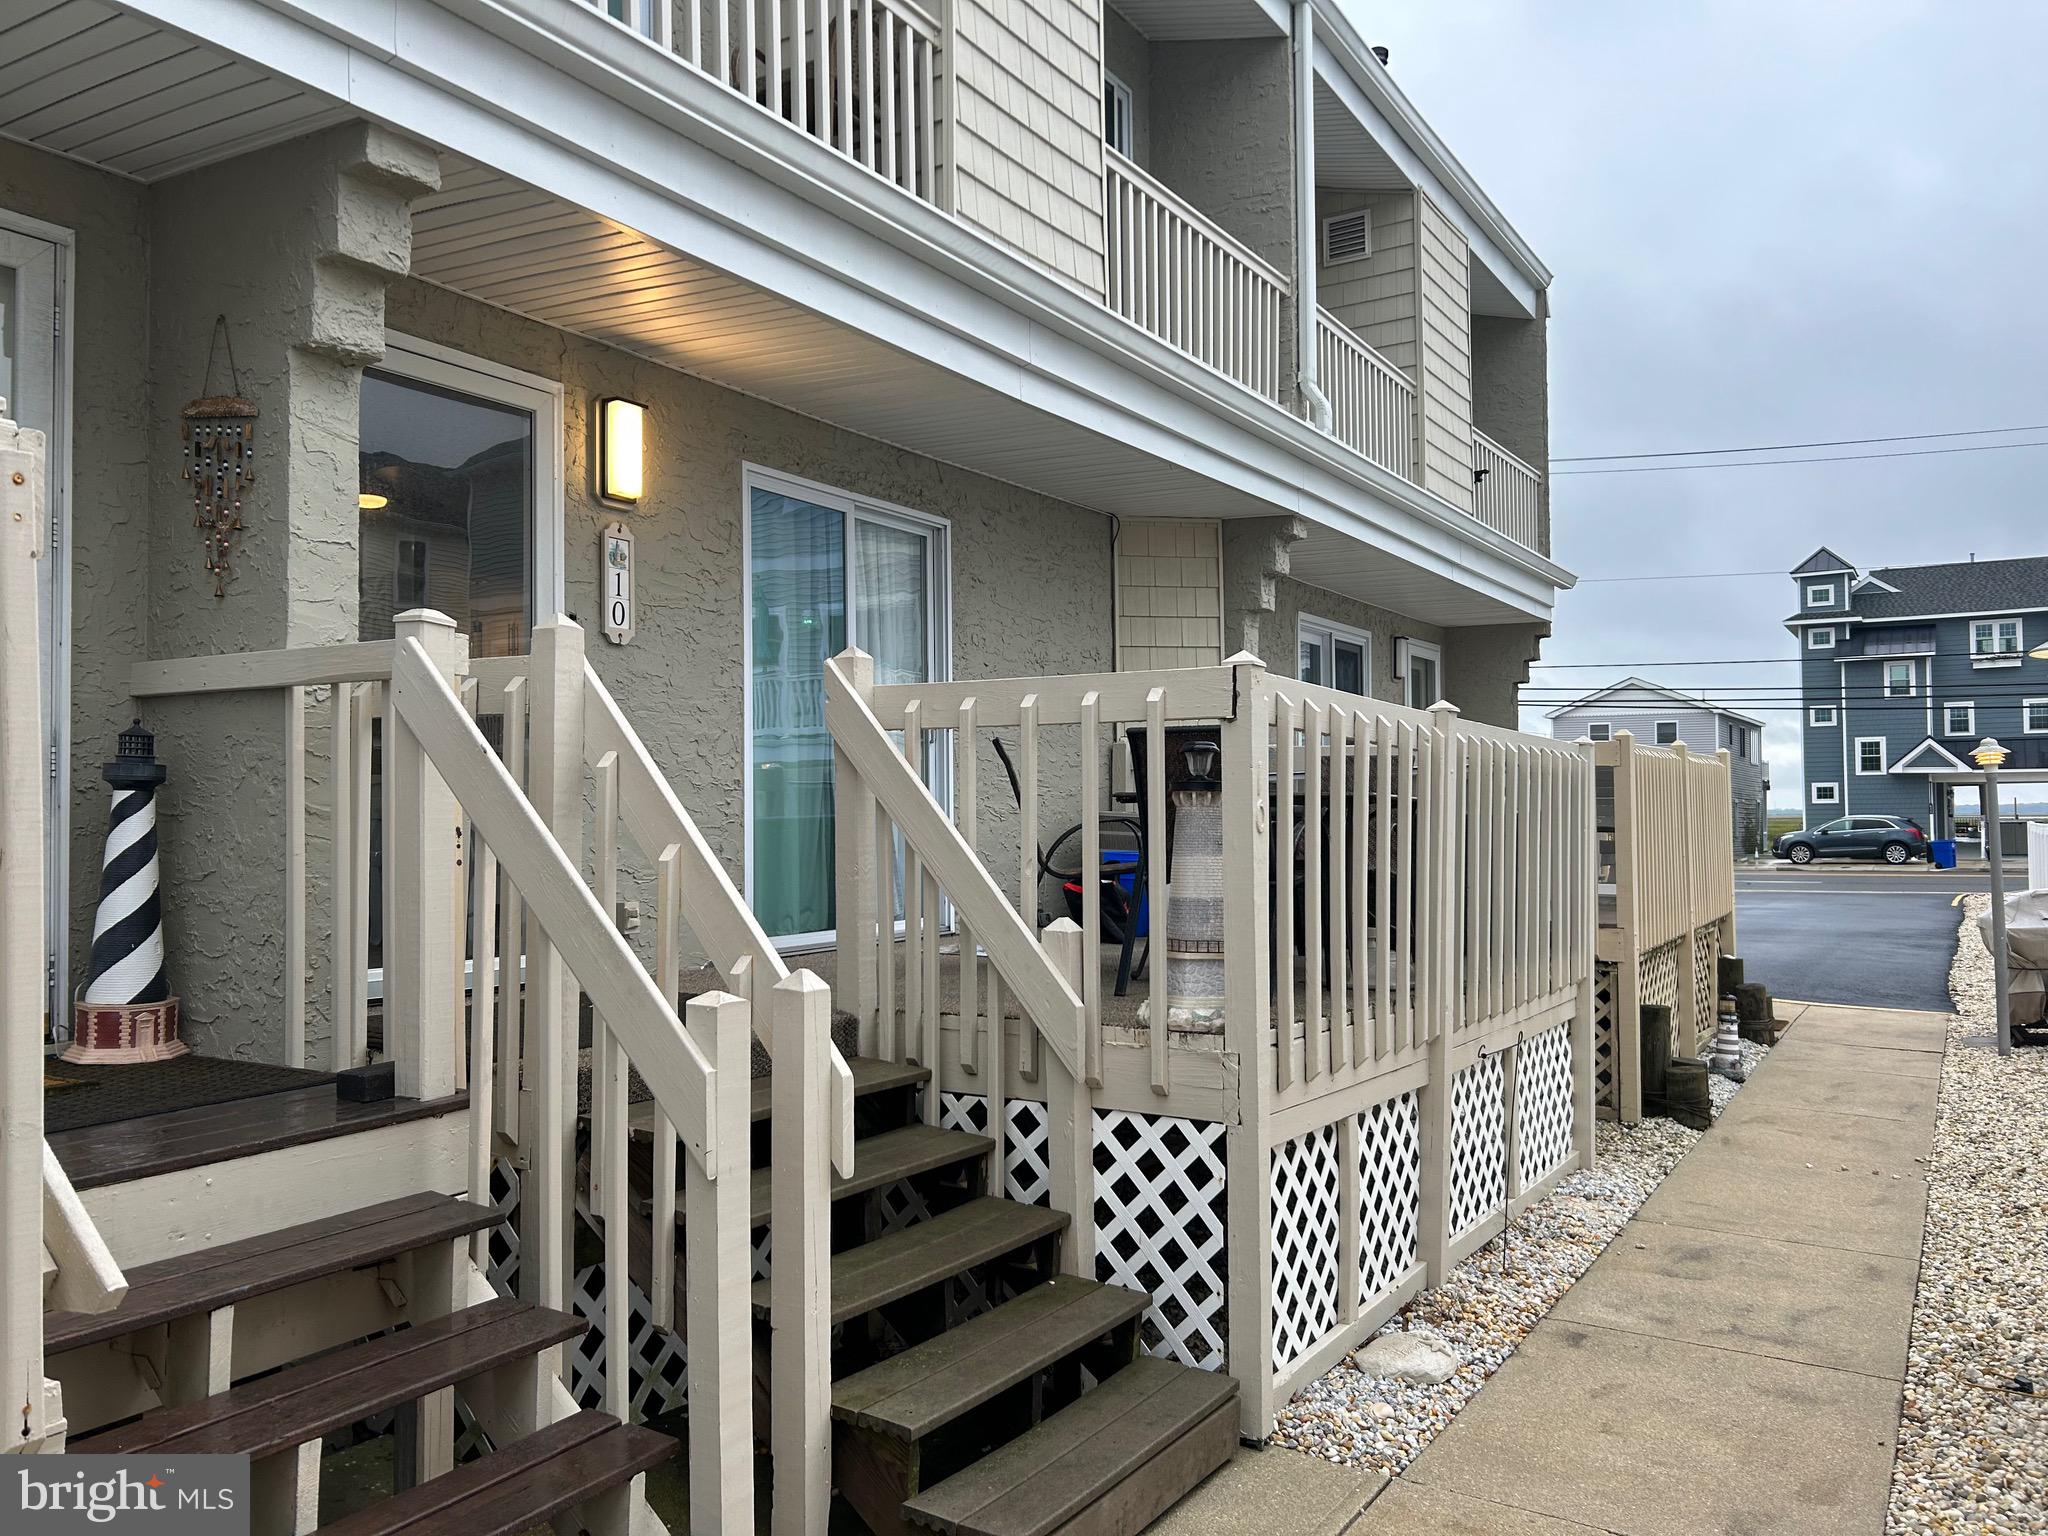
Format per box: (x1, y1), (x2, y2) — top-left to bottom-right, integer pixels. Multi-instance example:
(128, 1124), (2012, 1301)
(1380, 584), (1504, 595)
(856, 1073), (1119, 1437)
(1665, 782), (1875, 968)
(1787, 548), (2048, 834)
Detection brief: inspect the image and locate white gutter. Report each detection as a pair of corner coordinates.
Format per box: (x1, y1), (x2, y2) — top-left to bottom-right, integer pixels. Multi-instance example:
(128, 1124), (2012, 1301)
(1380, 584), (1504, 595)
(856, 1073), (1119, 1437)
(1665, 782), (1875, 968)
(1294, 0), (1331, 431)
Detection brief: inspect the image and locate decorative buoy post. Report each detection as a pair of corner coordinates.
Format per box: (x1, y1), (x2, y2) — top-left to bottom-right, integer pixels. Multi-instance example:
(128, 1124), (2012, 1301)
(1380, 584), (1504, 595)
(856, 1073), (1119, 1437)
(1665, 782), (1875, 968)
(1707, 991), (1743, 1081)
(1139, 739), (1228, 1038)
(64, 720), (185, 1063)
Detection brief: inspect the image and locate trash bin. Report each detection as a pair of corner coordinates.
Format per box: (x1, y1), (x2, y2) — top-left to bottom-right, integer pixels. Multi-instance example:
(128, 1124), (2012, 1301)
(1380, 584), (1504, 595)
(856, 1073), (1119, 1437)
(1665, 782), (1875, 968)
(1931, 839), (1957, 870)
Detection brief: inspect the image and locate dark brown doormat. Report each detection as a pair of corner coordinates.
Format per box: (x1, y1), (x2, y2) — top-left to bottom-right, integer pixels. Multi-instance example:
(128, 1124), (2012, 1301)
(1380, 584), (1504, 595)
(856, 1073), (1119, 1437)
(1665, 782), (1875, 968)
(44, 1055), (336, 1135)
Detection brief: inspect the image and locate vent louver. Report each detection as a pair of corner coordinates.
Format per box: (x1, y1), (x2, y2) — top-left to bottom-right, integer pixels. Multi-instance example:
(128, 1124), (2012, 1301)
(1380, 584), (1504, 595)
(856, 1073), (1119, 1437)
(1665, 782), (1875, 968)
(1321, 209), (1373, 266)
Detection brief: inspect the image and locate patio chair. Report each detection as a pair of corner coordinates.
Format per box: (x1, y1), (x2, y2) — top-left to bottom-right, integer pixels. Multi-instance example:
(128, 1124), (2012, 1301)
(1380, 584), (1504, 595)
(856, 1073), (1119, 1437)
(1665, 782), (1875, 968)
(990, 738), (1150, 997)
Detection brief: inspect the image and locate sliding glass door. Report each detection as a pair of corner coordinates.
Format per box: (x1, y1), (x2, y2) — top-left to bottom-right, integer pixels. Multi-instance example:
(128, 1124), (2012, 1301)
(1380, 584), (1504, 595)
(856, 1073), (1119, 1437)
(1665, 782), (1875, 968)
(747, 469), (947, 944)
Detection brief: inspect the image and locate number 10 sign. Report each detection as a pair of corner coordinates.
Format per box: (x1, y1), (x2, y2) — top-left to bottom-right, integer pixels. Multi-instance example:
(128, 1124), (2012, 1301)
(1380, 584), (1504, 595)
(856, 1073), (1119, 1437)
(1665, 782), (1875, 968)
(601, 520), (635, 644)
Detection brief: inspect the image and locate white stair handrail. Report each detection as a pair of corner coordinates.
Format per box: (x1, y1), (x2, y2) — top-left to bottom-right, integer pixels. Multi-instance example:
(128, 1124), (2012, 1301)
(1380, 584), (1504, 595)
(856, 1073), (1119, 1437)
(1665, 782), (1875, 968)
(822, 655), (1087, 1079)
(388, 637), (728, 1174)
(582, 662), (855, 1176)
(41, 1145), (125, 1316)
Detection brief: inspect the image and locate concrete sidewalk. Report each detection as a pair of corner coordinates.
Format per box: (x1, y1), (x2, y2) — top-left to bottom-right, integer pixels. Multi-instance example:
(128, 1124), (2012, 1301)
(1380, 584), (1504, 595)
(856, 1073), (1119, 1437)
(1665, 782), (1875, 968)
(1342, 1000), (1945, 1535)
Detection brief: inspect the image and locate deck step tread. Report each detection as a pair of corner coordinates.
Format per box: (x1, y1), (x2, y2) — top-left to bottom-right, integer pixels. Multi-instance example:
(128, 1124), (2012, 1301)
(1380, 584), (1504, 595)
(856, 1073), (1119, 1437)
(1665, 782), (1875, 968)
(753, 1197), (1068, 1327)
(902, 1357), (1239, 1536)
(45, 1192), (497, 1354)
(833, 1277), (1148, 1441)
(72, 1298), (585, 1460)
(628, 1058), (930, 1138)
(710, 1124), (992, 1227)
(316, 1410), (676, 1536)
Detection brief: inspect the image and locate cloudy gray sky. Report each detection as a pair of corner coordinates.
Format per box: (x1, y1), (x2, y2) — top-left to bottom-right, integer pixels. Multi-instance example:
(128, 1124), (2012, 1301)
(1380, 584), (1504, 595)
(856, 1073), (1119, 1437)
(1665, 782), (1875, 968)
(1353, 0), (2048, 804)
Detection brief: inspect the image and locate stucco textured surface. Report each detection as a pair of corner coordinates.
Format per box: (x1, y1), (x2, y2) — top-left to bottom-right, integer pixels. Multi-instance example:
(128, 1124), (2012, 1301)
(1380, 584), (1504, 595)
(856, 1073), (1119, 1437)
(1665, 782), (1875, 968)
(139, 126), (436, 1061)
(383, 276), (1115, 961)
(0, 142), (151, 999)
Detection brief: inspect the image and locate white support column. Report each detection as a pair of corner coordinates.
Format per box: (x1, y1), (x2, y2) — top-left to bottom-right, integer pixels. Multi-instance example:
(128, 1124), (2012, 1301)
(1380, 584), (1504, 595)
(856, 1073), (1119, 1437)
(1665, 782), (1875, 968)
(1416, 704), (1462, 1285)
(387, 609), (465, 1102)
(162, 1306), (234, 1407)
(1041, 919), (1094, 1279)
(685, 991), (755, 1536)
(523, 618), (587, 1347)
(831, 649), (879, 1050)
(1573, 744), (1598, 1170)
(1611, 731), (1643, 1123)
(770, 969), (833, 1536)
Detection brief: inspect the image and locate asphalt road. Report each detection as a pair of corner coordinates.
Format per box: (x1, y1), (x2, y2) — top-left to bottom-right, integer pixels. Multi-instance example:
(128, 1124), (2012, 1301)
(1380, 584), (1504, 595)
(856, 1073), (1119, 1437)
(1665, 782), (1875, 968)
(1733, 868), (1987, 1012)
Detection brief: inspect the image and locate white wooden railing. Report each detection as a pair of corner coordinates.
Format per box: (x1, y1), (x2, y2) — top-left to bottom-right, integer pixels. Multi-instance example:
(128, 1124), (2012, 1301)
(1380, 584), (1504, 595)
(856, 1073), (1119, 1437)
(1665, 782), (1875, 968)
(1593, 733), (1736, 1120)
(1317, 309), (1414, 481)
(1105, 148), (1290, 402)
(584, 0), (942, 204)
(1472, 429), (1542, 549)
(123, 615), (852, 1528)
(822, 652), (1599, 1438)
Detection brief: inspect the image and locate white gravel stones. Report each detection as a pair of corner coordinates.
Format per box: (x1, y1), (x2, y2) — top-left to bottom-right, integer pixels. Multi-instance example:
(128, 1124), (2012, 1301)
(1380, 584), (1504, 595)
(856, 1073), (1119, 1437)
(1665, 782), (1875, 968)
(1354, 1326), (1461, 1384)
(1888, 897), (2048, 1536)
(1273, 1075), (1753, 1474)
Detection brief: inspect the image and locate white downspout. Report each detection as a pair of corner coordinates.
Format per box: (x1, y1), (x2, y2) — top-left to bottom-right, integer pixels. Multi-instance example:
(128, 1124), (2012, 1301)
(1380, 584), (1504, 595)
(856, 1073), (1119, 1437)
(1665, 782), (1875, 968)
(1294, 0), (1331, 430)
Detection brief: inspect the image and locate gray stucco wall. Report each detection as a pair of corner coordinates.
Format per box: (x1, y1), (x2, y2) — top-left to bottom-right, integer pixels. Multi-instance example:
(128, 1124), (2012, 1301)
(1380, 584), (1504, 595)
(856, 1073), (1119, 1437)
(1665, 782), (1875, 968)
(0, 142), (152, 997)
(1441, 623), (1545, 729)
(382, 277), (1116, 957)
(1469, 311), (1550, 558)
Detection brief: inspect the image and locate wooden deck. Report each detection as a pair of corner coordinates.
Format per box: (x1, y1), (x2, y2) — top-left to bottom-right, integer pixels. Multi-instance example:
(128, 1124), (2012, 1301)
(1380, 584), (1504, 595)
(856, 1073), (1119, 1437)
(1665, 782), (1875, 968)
(48, 1082), (467, 1191)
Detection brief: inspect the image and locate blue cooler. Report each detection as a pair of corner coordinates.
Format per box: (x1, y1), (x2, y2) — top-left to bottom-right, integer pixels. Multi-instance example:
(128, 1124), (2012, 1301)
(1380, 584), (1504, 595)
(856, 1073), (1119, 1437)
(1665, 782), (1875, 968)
(1931, 839), (1957, 870)
(1100, 850), (1150, 937)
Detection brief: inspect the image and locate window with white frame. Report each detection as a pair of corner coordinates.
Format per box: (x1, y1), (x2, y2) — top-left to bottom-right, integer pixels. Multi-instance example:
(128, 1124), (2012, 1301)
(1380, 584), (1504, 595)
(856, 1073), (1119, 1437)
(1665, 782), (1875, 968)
(1808, 627), (1835, 650)
(1856, 736), (1887, 775)
(1396, 637), (1442, 710)
(1884, 660), (1916, 697)
(2026, 698), (2048, 735)
(1810, 705), (1837, 727)
(1971, 617), (2023, 660)
(745, 465), (950, 944)
(1654, 720), (1679, 745)
(1943, 702), (1975, 737)
(1586, 722), (1612, 742)
(1103, 73), (1134, 156)
(1298, 615), (1371, 697)
(1806, 582), (1836, 607)
(1811, 781), (1840, 805)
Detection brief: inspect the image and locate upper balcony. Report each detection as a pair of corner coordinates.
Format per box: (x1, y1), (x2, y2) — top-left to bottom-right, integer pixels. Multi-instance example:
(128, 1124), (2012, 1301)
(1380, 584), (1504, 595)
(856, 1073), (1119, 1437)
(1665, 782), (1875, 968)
(3, 0), (1565, 625)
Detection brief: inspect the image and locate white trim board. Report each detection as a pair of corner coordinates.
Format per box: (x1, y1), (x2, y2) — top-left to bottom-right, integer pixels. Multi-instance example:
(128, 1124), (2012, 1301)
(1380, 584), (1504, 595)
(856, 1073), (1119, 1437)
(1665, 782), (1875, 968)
(2, 205), (76, 1040)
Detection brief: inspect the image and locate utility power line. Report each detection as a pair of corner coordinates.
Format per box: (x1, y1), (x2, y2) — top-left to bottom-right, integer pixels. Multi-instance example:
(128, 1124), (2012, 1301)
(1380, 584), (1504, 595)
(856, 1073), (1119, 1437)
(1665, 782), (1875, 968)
(1553, 422), (2048, 463)
(1552, 438), (2048, 476)
(1528, 658), (1797, 668)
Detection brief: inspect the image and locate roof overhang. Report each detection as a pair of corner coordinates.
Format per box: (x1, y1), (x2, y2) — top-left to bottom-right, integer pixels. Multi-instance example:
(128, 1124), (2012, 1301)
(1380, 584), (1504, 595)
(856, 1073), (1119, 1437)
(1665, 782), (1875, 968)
(1309, 4), (1548, 318)
(1889, 738), (1972, 775)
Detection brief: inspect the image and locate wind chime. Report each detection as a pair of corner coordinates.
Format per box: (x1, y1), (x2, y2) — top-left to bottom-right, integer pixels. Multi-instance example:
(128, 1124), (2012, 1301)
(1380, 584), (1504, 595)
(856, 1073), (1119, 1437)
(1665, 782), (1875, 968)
(181, 313), (258, 598)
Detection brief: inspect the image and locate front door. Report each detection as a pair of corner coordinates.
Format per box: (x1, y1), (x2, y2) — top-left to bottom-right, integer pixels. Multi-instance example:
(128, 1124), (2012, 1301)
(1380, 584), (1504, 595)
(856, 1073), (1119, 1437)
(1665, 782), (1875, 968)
(2, 220), (67, 1033)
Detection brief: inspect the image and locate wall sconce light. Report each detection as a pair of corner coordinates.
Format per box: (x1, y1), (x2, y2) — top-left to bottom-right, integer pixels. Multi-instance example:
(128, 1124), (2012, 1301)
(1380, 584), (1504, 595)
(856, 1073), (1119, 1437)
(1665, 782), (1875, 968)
(358, 492), (389, 512)
(598, 397), (645, 506)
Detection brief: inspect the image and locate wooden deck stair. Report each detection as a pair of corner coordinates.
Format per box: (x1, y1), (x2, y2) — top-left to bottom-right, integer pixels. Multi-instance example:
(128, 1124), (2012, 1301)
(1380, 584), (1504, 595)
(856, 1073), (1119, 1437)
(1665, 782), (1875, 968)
(50, 1194), (676, 1532)
(628, 1051), (1236, 1535)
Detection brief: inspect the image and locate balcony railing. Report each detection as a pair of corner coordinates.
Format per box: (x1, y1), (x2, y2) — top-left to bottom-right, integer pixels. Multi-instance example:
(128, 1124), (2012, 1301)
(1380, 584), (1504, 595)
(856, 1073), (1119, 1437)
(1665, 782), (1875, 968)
(1472, 429), (1542, 549)
(1104, 147), (1290, 402)
(1317, 309), (1415, 481)
(585, 0), (942, 204)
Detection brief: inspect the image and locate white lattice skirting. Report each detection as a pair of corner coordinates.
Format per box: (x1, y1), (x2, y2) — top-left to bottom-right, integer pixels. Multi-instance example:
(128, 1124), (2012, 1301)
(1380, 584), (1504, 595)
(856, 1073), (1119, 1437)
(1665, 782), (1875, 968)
(1358, 1091), (1420, 1310)
(1515, 1022), (1575, 1189)
(1593, 961), (1617, 1111)
(1268, 1123), (1341, 1371)
(1448, 1053), (1507, 1239)
(1093, 1108), (1230, 1373)
(940, 1091), (1052, 1206)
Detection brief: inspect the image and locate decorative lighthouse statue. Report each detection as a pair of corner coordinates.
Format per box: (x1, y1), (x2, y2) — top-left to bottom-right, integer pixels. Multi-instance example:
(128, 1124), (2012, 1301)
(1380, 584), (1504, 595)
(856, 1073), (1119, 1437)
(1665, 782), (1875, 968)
(65, 720), (185, 1063)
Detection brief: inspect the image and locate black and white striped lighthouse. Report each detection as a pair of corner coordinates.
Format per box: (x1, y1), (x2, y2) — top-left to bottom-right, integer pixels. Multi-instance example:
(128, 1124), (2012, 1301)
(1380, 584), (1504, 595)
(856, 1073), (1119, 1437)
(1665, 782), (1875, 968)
(64, 720), (185, 1063)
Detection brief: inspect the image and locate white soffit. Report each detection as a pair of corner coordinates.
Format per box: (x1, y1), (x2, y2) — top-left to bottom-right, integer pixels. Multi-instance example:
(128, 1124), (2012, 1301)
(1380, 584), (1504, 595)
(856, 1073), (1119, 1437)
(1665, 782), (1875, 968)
(0, 0), (347, 180)
(1110, 0), (1286, 40)
(1288, 523), (1550, 627)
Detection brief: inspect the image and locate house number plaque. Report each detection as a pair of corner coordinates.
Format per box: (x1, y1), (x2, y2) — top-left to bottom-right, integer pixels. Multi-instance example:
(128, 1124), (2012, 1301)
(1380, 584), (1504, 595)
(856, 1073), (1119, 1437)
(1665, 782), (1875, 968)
(601, 520), (635, 644)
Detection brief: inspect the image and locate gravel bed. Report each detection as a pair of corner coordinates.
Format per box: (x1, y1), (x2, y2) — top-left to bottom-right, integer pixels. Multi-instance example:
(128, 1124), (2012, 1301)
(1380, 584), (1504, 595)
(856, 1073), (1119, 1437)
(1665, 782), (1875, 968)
(1887, 897), (2048, 1535)
(1274, 1037), (1766, 1473)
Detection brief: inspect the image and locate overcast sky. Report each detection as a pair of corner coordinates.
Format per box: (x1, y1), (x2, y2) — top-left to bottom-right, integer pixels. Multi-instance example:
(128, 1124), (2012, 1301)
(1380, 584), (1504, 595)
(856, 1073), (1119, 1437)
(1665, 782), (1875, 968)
(1351, 0), (2048, 804)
